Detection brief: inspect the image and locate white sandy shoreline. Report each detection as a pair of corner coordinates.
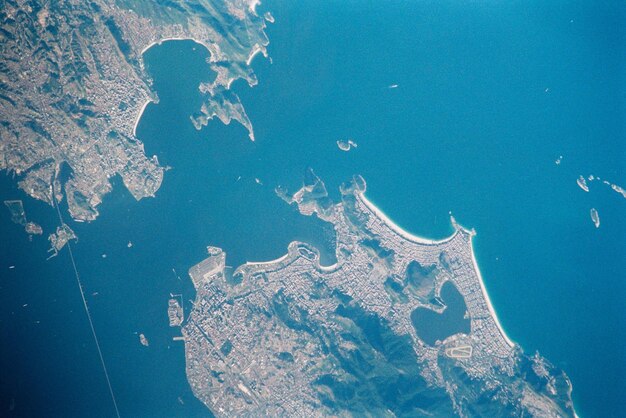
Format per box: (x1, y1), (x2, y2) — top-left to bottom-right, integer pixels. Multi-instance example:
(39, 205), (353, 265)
(359, 191), (515, 348)
(469, 237), (516, 348)
(239, 250), (291, 268)
(201, 186), (516, 350)
(132, 98), (152, 137)
(357, 192), (455, 245)
(246, 45), (264, 66)
(134, 38), (205, 138)
(140, 36), (210, 56)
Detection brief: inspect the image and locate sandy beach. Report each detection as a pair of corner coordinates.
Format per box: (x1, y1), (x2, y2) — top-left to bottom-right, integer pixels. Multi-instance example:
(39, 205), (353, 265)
(133, 98), (152, 137)
(468, 236), (516, 348)
(246, 45), (265, 66)
(357, 191), (454, 246)
(358, 190), (515, 348)
(140, 36), (210, 56)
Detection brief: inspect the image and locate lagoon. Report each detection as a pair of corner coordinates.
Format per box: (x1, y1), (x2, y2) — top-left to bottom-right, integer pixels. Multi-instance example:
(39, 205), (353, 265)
(411, 281), (471, 346)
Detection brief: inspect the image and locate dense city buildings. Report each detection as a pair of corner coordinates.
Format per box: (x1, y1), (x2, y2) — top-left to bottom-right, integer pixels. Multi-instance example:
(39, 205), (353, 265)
(181, 172), (575, 416)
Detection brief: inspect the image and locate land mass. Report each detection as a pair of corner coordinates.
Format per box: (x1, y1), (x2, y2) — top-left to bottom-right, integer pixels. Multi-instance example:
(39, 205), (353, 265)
(180, 170), (575, 416)
(0, 0), (268, 222)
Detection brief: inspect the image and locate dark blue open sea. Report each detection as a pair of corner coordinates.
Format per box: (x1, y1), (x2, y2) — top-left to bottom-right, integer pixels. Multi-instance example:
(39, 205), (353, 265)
(1, 1), (624, 417)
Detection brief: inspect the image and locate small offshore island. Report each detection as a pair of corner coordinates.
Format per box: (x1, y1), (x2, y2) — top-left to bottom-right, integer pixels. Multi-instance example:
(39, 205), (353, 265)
(178, 170), (575, 416)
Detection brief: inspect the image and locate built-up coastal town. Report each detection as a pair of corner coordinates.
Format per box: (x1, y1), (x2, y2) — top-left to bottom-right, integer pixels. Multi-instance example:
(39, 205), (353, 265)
(177, 172), (575, 417)
(0, 0), (269, 231)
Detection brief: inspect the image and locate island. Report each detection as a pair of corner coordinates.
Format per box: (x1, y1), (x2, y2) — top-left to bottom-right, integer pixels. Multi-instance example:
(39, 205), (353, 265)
(4, 199), (43, 237)
(179, 170), (576, 416)
(576, 175), (589, 192)
(590, 208), (600, 228)
(47, 223), (77, 259)
(336, 139), (358, 152)
(168, 296), (184, 327)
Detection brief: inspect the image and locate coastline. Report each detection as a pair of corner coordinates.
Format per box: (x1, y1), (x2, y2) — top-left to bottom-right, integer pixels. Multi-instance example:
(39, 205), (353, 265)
(237, 249), (291, 269)
(468, 235), (516, 348)
(357, 191), (456, 246)
(133, 99), (152, 137)
(246, 45), (265, 66)
(358, 190), (516, 348)
(195, 187), (516, 351)
(249, 0), (261, 14)
(140, 36), (210, 56)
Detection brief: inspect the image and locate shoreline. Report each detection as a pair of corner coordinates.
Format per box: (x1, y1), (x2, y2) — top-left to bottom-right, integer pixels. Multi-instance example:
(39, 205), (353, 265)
(238, 249), (291, 268)
(246, 46), (263, 66)
(468, 235), (516, 348)
(133, 99), (152, 137)
(249, 0), (261, 14)
(358, 190), (515, 348)
(197, 186), (516, 350)
(357, 192), (456, 245)
(140, 36), (210, 56)
(135, 37), (207, 139)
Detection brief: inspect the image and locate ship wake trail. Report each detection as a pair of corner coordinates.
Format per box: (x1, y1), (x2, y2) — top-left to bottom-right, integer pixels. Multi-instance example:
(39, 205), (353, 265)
(52, 194), (121, 418)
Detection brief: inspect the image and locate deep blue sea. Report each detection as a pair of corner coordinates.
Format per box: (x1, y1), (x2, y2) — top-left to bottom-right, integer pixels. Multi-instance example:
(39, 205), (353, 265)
(1, 1), (624, 417)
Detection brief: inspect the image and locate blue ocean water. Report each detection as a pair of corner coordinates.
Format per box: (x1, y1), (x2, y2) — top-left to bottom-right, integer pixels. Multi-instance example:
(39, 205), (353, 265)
(1, 0), (624, 417)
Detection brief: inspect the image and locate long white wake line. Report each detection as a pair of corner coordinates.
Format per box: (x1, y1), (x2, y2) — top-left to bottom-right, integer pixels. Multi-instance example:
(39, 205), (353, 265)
(52, 192), (121, 418)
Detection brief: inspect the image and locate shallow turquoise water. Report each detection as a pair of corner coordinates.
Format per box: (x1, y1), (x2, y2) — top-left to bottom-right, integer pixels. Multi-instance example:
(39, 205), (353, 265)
(1, 1), (624, 416)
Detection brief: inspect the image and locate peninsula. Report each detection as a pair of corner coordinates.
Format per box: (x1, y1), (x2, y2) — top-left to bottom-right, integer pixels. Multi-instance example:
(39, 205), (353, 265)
(0, 0), (268, 223)
(180, 170), (576, 416)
